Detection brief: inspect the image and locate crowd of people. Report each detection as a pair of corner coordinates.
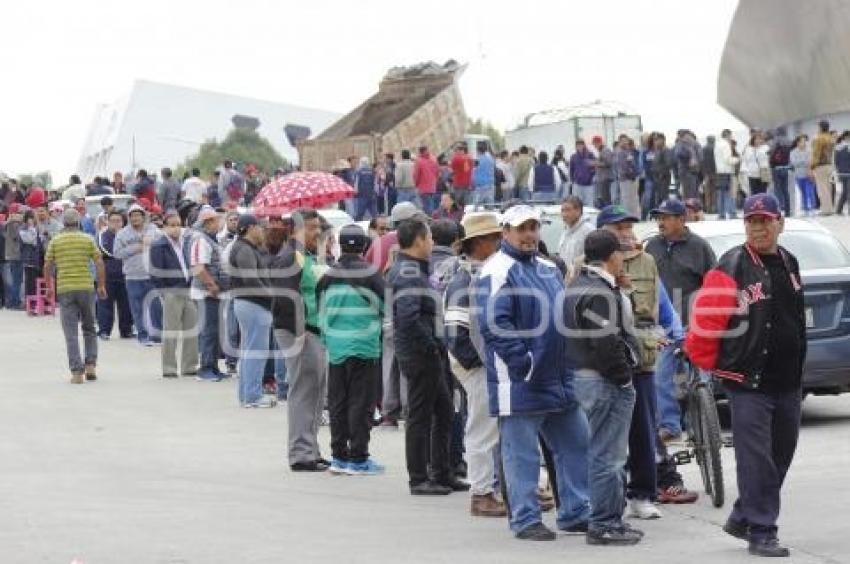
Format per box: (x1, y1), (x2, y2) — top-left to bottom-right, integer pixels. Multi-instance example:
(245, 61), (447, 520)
(0, 127), (813, 557)
(331, 120), (850, 224)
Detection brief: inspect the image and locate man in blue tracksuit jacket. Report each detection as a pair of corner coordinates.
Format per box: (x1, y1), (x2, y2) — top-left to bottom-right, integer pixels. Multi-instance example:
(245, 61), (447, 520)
(475, 204), (590, 540)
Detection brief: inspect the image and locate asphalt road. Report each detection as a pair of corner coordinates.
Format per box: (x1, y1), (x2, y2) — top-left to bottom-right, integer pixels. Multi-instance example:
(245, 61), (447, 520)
(1, 216), (849, 564)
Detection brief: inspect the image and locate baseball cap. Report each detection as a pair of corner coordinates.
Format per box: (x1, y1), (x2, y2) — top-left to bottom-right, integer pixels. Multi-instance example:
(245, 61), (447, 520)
(390, 202), (428, 226)
(196, 206), (218, 223)
(650, 199), (687, 217)
(584, 229), (630, 263)
(743, 193), (781, 219)
(339, 224), (369, 253)
(127, 203), (146, 216)
(500, 204), (541, 227)
(596, 204), (639, 227)
(237, 214), (259, 235)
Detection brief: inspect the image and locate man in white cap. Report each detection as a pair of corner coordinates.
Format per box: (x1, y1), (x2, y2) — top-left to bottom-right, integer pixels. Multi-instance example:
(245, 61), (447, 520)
(190, 206), (228, 381)
(44, 209), (108, 383)
(476, 203), (590, 540)
(445, 212), (506, 517)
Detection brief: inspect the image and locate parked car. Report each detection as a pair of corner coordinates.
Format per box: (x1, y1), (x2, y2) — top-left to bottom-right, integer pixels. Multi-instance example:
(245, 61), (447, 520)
(643, 218), (850, 397)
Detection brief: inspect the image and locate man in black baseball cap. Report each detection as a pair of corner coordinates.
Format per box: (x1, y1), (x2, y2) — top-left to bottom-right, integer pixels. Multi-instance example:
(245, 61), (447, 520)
(316, 224), (387, 475)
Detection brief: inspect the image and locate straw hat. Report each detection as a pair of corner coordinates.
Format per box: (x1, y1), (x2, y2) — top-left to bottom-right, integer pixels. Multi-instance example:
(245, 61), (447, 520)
(461, 212), (502, 241)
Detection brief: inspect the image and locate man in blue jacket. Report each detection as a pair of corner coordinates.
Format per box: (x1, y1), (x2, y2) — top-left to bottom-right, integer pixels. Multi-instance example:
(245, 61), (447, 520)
(149, 212), (198, 378)
(476, 204), (590, 540)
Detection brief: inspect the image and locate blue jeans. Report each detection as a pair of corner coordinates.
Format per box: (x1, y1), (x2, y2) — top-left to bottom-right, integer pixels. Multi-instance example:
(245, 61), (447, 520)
(654, 345), (683, 436)
(420, 193), (440, 216)
(772, 168), (791, 216)
(3, 260), (23, 308)
(499, 404), (591, 533)
(197, 297), (223, 378)
(574, 184), (595, 208)
(224, 299), (239, 368)
(795, 177), (816, 212)
(641, 179), (655, 220)
(716, 174), (737, 220)
(355, 196), (377, 221)
(125, 279), (162, 342)
(627, 373), (658, 501)
(233, 298), (273, 405)
(472, 186), (495, 208)
(396, 189), (418, 206)
(531, 191), (556, 203)
(574, 374), (635, 532)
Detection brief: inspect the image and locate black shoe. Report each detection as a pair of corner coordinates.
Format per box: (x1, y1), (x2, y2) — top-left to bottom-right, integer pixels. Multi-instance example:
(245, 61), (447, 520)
(120, 333), (136, 339)
(454, 461), (468, 479)
(437, 477), (471, 492)
(290, 461), (328, 472)
(622, 522), (645, 538)
(586, 527), (642, 546)
(162, 373), (179, 379)
(559, 521), (589, 534)
(410, 481), (452, 496)
(723, 519), (750, 541)
(748, 538), (790, 558)
(515, 522), (556, 541)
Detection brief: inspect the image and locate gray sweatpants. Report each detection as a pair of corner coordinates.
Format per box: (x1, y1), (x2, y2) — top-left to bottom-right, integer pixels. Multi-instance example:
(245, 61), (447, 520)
(161, 291), (199, 376)
(58, 290), (98, 374)
(381, 322), (408, 419)
(275, 329), (328, 465)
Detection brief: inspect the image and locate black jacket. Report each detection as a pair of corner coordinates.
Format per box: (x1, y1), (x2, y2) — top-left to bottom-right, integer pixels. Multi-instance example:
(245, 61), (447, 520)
(228, 238), (272, 310)
(686, 244), (806, 390)
(387, 252), (440, 362)
(149, 234), (191, 289)
(268, 240), (304, 335)
(644, 229), (716, 323)
(564, 267), (639, 386)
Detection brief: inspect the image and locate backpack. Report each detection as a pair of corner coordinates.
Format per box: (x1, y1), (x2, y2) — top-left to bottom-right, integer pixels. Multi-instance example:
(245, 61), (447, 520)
(769, 143), (791, 168)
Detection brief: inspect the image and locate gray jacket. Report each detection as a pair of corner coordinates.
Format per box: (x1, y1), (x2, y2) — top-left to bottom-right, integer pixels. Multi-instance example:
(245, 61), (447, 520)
(3, 220), (22, 260)
(113, 223), (160, 280)
(158, 179), (182, 212)
(395, 160), (415, 190)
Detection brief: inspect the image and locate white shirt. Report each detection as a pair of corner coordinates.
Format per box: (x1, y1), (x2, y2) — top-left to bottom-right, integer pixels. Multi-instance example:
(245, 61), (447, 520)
(742, 144), (769, 178)
(558, 218), (594, 272)
(167, 234), (190, 282)
(190, 233), (227, 300)
(714, 138), (739, 175)
(182, 177), (207, 203)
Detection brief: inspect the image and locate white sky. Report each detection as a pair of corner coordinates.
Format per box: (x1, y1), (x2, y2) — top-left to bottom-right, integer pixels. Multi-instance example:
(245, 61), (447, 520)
(1, 0), (743, 182)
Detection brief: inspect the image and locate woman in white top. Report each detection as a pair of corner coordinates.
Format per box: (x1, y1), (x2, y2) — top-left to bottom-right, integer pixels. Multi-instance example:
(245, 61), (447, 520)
(741, 131), (771, 195)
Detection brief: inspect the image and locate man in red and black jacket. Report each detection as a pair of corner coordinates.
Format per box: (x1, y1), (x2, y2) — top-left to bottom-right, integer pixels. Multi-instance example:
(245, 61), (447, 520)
(686, 194), (806, 558)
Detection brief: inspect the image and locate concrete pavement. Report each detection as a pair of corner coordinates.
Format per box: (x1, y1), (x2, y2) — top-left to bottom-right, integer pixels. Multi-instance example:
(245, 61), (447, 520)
(2, 215), (850, 563)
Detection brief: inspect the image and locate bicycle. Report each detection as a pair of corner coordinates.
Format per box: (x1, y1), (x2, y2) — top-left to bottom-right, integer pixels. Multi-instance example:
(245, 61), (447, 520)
(672, 349), (727, 508)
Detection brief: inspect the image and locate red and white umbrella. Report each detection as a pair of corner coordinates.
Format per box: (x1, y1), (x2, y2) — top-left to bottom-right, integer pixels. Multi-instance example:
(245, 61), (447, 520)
(252, 172), (354, 217)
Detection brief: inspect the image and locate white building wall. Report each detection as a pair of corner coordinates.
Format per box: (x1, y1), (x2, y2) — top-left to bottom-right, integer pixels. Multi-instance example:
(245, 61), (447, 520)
(77, 80), (340, 180)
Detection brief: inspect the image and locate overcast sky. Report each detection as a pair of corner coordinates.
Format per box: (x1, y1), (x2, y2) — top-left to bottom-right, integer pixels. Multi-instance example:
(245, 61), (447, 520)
(2, 0), (743, 181)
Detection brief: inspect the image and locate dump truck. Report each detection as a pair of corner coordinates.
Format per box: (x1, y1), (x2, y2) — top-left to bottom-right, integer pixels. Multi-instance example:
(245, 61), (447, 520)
(298, 61), (469, 171)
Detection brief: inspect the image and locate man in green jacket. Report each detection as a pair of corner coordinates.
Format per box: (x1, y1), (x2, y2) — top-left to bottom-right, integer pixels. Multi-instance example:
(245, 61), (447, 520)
(317, 224), (386, 475)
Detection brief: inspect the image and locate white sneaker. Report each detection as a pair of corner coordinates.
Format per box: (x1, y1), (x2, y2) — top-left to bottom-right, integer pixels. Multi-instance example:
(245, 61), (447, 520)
(628, 498), (662, 520)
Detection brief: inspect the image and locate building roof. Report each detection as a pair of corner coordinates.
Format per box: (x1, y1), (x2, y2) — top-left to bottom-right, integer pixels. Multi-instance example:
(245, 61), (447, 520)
(718, 0), (850, 128)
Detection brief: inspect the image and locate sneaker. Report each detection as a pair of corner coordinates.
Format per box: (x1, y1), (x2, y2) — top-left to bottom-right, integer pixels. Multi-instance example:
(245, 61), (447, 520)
(377, 417), (399, 430)
(748, 537), (790, 558)
(196, 371), (223, 382)
(162, 373), (179, 379)
(621, 522), (646, 538)
(628, 498), (662, 520)
(328, 458), (350, 475)
(290, 460), (329, 472)
(320, 409), (330, 426)
(515, 522), (556, 541)
(226, 363), (237, 375)
(97, 332), (110, 341)
(559, 521), (589, 534)
(587, 527), (642, 546)
(243, 397), (277, 408)
(658, 485), (699, 504)
(658, 428), (682, 444)
(409, 481), (452, 496)
(141, 339), (155, 347)
(538, 489), (555, 512)
(70, 372), (84, 385)
(84, 364), (97, 381)
(437, 477), (470, 492)
(470, 493), (507, 517)
(723, 519), (750, 541)
(348, 459), (385, 476)
(120, 332), (136, 339)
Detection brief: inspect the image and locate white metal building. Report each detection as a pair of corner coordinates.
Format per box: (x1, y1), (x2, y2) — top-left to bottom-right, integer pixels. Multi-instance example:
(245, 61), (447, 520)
(76, 80), (340, 180)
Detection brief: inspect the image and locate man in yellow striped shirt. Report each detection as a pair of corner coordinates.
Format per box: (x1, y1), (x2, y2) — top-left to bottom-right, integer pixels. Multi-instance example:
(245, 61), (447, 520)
(45, 209), (107, 384)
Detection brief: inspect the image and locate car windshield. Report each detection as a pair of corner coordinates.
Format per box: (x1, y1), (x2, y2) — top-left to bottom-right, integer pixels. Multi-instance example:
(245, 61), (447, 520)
(707, 231), (850, 271)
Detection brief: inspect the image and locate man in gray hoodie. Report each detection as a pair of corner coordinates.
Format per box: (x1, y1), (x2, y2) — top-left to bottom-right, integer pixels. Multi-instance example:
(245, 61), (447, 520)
(114, 204), (162, 346)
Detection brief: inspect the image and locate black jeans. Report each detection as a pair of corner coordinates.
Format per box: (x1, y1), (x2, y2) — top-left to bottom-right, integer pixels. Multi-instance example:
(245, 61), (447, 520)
(727, 385), (801, 540)
(626, 372), (658, 500)
(399, 352), (453, 486)
(97, 279), (133, 337)
(328, 357), (379, 463)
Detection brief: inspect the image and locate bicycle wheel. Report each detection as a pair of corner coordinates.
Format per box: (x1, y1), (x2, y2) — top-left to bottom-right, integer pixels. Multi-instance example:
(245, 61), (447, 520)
(686, 389), (711, 496)
(697, 385), (725, 508)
